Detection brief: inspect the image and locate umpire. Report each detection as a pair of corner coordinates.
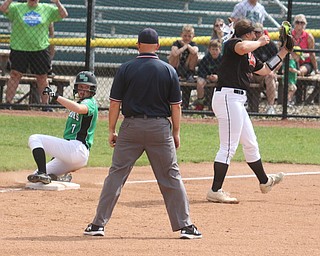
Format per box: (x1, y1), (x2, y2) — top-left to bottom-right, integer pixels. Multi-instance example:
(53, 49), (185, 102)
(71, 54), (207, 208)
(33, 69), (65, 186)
(84, 28), (202, 239)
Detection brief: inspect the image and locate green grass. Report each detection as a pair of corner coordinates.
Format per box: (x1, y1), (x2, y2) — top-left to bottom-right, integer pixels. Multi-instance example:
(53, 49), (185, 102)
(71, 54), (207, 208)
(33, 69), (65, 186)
(0, 114), (319, 172)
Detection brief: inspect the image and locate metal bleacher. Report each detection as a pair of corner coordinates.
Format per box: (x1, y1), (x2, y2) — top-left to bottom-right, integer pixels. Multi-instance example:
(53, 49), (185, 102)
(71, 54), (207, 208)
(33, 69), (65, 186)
(53, 0), (240, 67)
(1, 0), (319, 70)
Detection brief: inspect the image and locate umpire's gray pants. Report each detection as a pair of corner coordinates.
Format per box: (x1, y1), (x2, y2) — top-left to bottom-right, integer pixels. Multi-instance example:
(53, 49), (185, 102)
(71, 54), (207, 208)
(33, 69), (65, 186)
(92, 117), (192, 231)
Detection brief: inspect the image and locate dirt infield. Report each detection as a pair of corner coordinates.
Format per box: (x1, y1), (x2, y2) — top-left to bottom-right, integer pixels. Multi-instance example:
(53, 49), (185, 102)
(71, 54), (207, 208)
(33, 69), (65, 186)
(1, 162), (320, 256)
(1, 110), (320, 255)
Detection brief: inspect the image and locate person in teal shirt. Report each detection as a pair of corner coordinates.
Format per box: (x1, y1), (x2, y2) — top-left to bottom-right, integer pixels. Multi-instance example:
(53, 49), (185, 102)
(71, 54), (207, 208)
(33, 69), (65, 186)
(0, 0), (68, 107)
(27, 71), (98, 184)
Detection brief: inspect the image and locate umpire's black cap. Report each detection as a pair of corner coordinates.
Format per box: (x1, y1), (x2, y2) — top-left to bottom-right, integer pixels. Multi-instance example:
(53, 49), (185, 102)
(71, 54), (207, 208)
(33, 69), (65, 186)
(138, 28), (159, 44)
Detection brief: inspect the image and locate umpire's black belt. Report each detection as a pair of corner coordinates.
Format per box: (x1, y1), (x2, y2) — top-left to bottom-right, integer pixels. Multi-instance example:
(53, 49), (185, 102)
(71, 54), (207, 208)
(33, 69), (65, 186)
(215, 87), (246, 95)
(126, 114), (166, 119)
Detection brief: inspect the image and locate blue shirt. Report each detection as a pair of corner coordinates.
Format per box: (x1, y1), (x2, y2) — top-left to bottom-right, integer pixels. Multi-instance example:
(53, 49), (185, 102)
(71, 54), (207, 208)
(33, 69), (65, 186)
(110, 53), (182, 117)
(198, 52), (222, 79)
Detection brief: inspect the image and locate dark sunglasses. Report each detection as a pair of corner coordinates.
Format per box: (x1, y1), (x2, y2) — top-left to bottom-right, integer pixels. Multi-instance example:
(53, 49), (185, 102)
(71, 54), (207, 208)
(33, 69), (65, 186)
(214, 24), (224, 27)
(295, 21), (305, 24)
(254, 31), (263, 34)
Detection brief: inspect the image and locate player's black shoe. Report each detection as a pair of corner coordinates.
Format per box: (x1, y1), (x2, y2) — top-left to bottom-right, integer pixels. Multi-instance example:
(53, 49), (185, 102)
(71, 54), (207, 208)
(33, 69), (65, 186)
(49, 173), (72, 182)
(83, 223), (105, 236)
(180, 224), (202, 239)
(27, 173), (51, 184)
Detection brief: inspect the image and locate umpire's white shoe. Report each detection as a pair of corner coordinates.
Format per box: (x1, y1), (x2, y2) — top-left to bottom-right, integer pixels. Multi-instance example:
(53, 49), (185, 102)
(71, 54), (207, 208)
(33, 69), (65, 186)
(260, 172), (284, 194)
(206, 189), (239, 204)
(83, 223), (104, 236)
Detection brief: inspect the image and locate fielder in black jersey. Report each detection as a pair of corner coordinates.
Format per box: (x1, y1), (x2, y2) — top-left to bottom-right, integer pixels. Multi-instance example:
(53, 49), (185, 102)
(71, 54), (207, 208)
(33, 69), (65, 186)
(207, 19), (288, 204)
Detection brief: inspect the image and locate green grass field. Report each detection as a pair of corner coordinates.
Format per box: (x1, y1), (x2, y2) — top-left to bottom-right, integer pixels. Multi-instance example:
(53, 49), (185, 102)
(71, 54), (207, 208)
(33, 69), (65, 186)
(0, 114), (319, 172)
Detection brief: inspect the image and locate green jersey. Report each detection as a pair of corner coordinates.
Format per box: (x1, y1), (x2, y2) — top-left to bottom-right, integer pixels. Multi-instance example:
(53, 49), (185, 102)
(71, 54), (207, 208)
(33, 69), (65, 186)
(288, 59), (298, 85)
(5, 3), (62, 51)
(63, 97), (98, 150)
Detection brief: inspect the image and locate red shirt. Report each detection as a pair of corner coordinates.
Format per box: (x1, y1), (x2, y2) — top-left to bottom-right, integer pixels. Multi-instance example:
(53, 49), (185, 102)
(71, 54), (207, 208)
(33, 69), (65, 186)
(292, 30), (311, 65)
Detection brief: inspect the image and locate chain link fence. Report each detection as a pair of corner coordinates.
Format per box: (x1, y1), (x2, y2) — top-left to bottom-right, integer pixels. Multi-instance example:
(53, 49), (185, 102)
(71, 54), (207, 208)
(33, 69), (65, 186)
(0, 0), (319, 118)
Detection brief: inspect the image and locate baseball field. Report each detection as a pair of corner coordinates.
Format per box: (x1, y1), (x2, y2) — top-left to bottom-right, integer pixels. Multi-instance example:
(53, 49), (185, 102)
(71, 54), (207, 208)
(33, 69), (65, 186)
(1, 111), (320, 256)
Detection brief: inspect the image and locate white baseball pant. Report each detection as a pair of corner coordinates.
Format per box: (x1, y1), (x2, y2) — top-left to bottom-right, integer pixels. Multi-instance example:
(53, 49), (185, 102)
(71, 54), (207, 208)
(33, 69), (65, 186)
(28, 134), (89, 175)
(212, 87), (261, 165)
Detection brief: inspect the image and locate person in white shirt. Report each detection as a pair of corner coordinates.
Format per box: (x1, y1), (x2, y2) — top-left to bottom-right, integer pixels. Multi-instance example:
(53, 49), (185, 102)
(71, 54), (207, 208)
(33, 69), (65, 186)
(231, 0), (266, 25)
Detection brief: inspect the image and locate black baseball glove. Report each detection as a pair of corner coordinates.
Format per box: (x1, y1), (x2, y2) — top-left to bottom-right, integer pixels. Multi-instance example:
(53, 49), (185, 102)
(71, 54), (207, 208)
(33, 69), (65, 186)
(43, 86), (59, 101)
(279, 21), (294, 52)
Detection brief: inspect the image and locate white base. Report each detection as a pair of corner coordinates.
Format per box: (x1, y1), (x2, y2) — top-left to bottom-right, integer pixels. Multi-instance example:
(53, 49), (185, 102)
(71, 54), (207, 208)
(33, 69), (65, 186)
(25, 181), (80, 191)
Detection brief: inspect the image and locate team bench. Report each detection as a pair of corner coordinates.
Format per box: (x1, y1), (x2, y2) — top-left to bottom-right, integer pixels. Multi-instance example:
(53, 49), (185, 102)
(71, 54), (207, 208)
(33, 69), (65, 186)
(277, 74), (320, 105)
(179, 81), (261, 112)
(0, 74), (72, 104)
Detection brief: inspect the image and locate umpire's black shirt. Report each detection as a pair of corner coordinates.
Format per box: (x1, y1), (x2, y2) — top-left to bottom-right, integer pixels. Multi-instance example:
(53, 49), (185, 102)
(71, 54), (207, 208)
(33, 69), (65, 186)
(110, 53), (182, 117)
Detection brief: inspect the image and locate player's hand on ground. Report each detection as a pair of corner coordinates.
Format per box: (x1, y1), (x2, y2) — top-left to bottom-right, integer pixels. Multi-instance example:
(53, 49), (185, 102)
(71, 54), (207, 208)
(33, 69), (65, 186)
(108, 132), (117, 148)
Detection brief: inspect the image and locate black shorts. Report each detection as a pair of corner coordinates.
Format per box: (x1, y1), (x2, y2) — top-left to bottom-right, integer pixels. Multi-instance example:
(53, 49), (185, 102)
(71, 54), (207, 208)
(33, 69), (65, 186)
(9, 48), (51, 75)
(300, 62), (314, 76)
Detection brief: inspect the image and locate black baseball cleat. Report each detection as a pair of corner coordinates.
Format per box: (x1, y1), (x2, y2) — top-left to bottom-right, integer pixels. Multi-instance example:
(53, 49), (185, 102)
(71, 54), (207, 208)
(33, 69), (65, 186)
(83, 223), (105, 236)
(180, 224), (202, 239)
(27, 173), (51, 184)
(49, 173), (72, 182)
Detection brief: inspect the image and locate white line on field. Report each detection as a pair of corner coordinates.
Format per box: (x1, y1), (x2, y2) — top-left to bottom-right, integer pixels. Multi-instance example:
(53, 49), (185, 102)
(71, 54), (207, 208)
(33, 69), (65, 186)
(1, 171), (319, 192)
(0, 188), (24, 193)
(97, 171), (320, 185)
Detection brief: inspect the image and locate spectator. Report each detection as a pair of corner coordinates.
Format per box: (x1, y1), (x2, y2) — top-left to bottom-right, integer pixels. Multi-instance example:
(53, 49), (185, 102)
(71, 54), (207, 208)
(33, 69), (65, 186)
(27, 71), (98, 184)
(292, 14), (319, 76)
(48, 22), (55, 76)
(286, 46), (305, 106)
(211, 18), (225, 42)
(0, 0), (68, 108)
(48, 22), (55, 60)
(251, 23), (279, 114)
(168, 24), (199, 109)
(230, 0), (266, 25)
(194, 39), (222, 110)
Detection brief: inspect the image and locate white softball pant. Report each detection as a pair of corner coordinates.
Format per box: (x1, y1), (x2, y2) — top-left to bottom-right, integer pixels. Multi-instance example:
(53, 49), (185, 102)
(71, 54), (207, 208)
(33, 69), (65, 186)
(28, 134), (89, 176)
(212, 87), (261, 165)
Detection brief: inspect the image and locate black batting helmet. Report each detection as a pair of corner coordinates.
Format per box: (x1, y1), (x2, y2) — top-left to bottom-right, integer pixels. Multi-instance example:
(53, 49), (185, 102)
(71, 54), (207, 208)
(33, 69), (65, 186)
(73, 71), (97, 96)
